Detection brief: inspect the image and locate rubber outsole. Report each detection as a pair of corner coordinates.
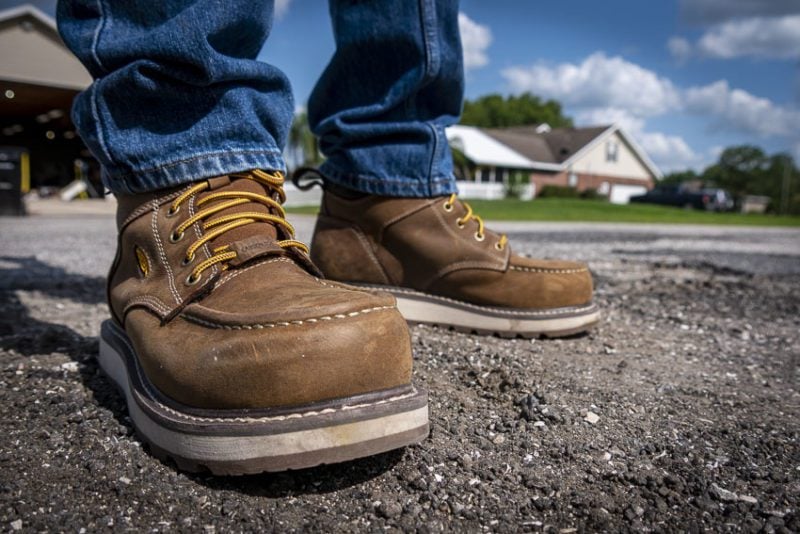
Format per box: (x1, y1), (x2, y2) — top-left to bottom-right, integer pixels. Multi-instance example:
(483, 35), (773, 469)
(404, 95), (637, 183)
(98, 320), (429, 475)
(350, 284), (601, 338)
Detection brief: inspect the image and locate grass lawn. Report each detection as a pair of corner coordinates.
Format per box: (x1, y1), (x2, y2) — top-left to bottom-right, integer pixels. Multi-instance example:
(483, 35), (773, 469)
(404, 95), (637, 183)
(287, 198), (800, 226)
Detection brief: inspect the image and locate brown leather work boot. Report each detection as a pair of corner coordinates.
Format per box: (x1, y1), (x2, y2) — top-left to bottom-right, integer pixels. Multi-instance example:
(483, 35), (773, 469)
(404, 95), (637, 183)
(309, 188), (600, 338)
(99, 170), (428, 475)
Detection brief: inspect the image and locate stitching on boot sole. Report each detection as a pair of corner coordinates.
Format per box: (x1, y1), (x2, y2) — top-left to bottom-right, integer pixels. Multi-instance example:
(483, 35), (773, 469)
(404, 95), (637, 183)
(360, 285), (597, 317)
(181, 305), (396, 330)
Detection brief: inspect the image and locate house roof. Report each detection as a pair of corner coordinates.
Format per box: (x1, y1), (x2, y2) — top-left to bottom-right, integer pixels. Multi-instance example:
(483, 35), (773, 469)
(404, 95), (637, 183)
(0, 4), (92, 90)
(481, 127), (557, 163)
(0, 4), (57, 32)
(448, 123), (662, 179)
(484, 125), (611, 165)
(446, 125), (542, 170)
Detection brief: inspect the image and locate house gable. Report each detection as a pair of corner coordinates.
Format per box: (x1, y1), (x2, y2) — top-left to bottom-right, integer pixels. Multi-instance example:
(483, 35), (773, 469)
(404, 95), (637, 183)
(568, 129), (659, 182)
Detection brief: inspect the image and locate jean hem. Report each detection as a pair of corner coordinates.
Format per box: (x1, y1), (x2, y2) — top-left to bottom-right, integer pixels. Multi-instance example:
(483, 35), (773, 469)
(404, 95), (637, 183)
(103, 149), (286, 195)
(319, 161), (458, 198)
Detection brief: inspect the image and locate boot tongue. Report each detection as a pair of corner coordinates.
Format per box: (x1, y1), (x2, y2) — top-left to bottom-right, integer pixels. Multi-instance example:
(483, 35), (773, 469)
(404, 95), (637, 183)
(195, 175), (282, 251)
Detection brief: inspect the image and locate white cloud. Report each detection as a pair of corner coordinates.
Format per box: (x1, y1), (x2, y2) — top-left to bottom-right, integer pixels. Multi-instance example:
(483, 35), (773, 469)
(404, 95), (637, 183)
(667, 36), (693, 63)
(685, 80), (800, 137)
(575, 107), (645, 134)
(275, 0), (292, 20)
(709, 145), (725, 160)
(694, 15), (800, 59)
(503, 53), (800, 140)
(502, 53), (800, 171)
(503, 53), (680, 117)
(639, 132), (703, 172)
(458, 12), (492, 71)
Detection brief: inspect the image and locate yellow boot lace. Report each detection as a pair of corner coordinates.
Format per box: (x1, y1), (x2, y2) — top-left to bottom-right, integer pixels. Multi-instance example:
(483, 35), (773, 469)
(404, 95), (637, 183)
(166, 169), (308, 284)
(443, 193), (508, 251)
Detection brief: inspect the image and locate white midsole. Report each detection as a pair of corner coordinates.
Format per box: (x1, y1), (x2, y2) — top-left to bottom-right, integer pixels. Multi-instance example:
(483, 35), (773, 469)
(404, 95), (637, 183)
(98, 337), (428, 463)
(393, 295), (600, 334)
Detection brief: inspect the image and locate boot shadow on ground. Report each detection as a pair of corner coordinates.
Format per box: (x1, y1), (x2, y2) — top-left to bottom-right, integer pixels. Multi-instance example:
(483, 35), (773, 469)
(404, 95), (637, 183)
(0, 255), (401, 494)
(188, 449), (404, 497)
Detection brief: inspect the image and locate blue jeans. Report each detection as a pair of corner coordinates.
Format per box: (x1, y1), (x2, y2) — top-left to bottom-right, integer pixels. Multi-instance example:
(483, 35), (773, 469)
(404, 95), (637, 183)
(57, 0), (463, 197)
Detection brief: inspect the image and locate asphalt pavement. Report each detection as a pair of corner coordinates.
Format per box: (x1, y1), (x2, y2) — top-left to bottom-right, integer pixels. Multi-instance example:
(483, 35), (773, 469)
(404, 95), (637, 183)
(1, 207), (798, 531)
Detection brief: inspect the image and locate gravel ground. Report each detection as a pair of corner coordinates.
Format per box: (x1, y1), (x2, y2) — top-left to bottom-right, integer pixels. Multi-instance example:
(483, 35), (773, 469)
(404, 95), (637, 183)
(1, 213), (799, 532)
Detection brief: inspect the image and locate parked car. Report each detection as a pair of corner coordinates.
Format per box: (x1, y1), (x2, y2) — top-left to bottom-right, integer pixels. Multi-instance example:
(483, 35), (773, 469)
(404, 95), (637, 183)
(629, 185), (734, 211)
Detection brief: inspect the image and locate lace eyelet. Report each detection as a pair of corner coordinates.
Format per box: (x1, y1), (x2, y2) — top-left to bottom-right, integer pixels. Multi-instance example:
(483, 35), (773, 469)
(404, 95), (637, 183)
(169, 230), (184, 243)
(495, 242), (504, 251)
(181, 254), (194, 266)
(166, 205), (180, 218)
(185, 272), (201, 286)
(474, 232), (485, 242)
(456, 221), (466, 229)
(443, 202), (453, 212)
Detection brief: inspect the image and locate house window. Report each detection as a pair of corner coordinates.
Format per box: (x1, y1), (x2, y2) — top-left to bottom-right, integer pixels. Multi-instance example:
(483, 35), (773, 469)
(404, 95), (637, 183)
(606, 140), (619, 162)
(568, 171), (578, 187)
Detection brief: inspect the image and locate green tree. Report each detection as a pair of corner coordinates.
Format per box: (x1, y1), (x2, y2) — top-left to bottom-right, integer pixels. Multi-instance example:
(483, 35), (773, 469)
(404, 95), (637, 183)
(287, 112), (323, 170)
(711, 145), (769, 198)
(461, 93), (573, 128)
(661, 169), (698, 185)
(659, 144), (799, 213)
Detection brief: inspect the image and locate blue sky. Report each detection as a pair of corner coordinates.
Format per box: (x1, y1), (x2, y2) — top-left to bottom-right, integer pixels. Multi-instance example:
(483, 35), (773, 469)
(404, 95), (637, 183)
(262, 0), (799, 173)
(6, 0), (799, 173)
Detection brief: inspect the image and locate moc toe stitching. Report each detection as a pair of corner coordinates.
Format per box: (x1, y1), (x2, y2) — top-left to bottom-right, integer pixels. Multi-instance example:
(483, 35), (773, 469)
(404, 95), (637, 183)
(509, 265), (589, 274)
(180, 304), (397, 330)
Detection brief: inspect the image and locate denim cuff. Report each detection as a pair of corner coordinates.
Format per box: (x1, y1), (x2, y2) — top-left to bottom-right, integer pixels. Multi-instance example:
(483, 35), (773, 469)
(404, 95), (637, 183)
(319, 160), (458, 198)
(103, 148), (286, 195)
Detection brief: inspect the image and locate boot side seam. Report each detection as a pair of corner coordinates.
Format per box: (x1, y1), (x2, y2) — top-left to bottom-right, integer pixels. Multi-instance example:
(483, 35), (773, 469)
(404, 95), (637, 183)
(349, 224), (393, 285)
(187, 195), (220, 279)
(123, 295), (172, 317)
(150, 207), (183, 304)
(120, 190), (183, 231)
(378, 198), (440, 241)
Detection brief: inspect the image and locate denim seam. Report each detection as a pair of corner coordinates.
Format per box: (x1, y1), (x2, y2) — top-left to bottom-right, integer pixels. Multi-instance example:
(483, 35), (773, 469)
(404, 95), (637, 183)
(89, 83), (114, 165)
(90, 0), (109, 73)
(107, 148), (284, 181)
(426, 124), (439, 183)
(418, 0), (441, 83)
(418, 0), (442, 196)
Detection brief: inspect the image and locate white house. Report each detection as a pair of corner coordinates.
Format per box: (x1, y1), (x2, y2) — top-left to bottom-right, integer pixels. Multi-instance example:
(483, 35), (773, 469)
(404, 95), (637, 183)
(447, 123), (662, 204)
